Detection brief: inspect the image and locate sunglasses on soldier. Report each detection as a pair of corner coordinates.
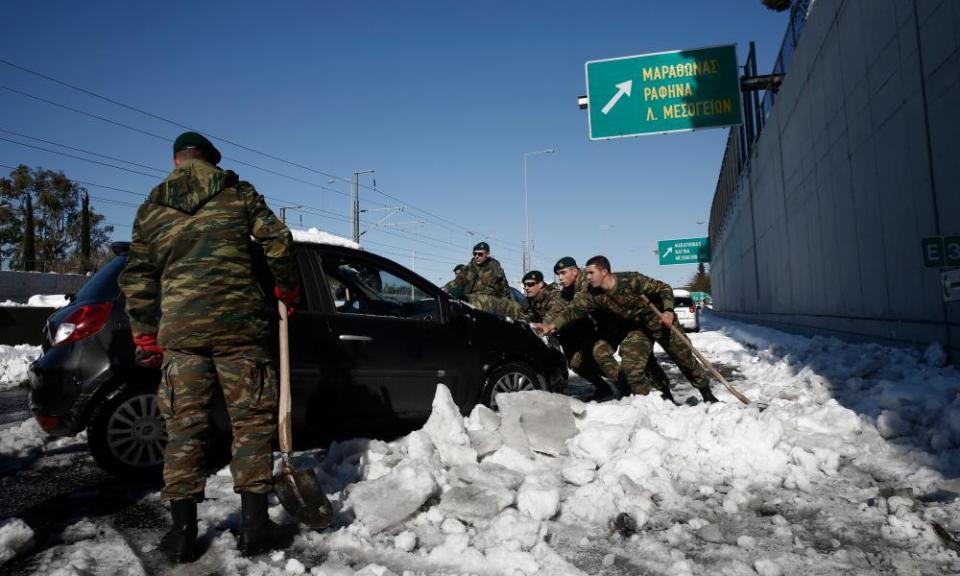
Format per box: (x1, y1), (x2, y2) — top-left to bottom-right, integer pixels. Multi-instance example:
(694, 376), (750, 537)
(473, 252), (486, 256)
(523, 281), (539, 287)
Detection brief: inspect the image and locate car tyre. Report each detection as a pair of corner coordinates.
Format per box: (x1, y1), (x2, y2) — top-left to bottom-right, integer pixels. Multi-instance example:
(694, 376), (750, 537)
(87, 384), (166, 479)
(482, 361), (543, 410)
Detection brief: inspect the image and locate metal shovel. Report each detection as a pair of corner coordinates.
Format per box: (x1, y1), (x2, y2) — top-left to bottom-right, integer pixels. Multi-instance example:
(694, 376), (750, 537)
(641, 296), (751, 405)
(274, 301), (334, 529)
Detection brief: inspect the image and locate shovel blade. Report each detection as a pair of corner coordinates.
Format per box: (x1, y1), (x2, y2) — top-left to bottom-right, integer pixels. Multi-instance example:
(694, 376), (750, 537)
(275, 468), (334, 530)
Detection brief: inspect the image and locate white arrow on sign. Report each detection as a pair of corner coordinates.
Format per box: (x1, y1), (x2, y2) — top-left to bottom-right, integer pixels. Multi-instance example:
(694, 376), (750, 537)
(600, 80), (633, 115)
(662, 246), (674, 258)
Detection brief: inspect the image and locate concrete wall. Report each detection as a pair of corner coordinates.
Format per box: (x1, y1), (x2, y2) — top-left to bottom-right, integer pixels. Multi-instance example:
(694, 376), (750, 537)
(0, 271), (90, 303)
(712, 0), (960, 358)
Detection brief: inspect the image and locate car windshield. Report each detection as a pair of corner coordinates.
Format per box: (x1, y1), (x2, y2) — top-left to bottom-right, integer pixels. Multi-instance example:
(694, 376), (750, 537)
(674, 296), (694, 307)
(73, 256), (125, 302)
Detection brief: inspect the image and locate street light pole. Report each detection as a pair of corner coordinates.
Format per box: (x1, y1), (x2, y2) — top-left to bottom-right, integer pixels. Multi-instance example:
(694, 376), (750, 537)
(352, 170), (375, 244)
(279, 205), (303, 224)
(522, 148), (555, 273)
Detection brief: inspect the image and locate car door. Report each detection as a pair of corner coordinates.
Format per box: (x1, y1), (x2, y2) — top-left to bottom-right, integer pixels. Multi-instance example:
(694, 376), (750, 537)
(314, 250), (466, 428)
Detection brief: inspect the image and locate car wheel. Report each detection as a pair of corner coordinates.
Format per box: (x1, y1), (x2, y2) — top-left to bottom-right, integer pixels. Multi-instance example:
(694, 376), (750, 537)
(87, 385), (166, 479)
(482, 361), (542, 410)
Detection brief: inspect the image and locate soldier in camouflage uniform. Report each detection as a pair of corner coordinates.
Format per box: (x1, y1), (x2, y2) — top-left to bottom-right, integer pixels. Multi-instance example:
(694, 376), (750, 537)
(442, 264), (466, 294)
(118, 132), (299, 562)
(538, 255), (718, 403)
(520, 270), (560, 323)
(447, 242), (523, 318)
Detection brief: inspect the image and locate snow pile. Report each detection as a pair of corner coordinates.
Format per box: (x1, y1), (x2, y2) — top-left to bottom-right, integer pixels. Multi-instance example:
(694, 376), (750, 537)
(0, 519), (33, 566)
(26, 294), (69, 308)
(291, 227), (360, 250)
(0, 300), (27, 307)
(0, 345), (41, 390)
(9, 313), (960, 574)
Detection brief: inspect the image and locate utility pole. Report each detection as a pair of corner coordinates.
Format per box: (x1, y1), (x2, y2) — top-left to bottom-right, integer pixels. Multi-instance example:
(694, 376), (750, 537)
(279, 205), (303, 224)
(353, 170), (375, 243)
(522, 149), (555, 272)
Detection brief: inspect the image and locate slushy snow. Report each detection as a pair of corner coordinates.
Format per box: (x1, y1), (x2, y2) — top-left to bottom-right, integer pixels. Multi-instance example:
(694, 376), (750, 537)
(6, 312), (960, 575)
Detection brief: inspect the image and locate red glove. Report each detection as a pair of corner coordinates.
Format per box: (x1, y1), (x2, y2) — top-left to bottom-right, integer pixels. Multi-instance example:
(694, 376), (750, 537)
(133, 334), (163, 368)
(275, 284), (300, 316)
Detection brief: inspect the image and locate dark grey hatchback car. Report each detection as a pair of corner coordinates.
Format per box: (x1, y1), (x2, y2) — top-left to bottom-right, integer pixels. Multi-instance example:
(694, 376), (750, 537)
(29, 240), (567, 477)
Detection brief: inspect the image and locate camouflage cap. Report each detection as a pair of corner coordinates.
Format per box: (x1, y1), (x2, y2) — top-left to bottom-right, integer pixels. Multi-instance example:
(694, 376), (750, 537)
(473, 241), (490, 253)
(522, 270), (544, 284)
(553, 256), (577, 273)
(173, 132), (222, 165)
(453, 264), (465, 272)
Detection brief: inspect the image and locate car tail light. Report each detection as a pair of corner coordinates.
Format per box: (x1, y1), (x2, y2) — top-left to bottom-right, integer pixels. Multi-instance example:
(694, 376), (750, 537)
(689, 306), (696, 313)
(51, 303), (113, 347)
(35, 414), (60, 431)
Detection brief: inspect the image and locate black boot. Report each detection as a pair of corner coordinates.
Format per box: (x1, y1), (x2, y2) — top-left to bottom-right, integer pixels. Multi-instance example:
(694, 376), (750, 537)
(159, 498), (197, 563)
(659, 386), (679, 405)
(699, 386), (719, 403)
(238, 492), (284, 557)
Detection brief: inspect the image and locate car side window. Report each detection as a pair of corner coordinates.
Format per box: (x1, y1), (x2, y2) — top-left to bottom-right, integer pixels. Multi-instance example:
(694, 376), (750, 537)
(321, 256), (440, 322)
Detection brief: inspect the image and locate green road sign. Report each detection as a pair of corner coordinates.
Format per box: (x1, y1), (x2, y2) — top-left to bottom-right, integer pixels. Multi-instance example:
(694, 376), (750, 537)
(945, 235), (960, 266)
(922, 237), (944, 267)
(658, 237), (710, 265)
(585, 44), (742, 140)
(689, 291), (710, 302)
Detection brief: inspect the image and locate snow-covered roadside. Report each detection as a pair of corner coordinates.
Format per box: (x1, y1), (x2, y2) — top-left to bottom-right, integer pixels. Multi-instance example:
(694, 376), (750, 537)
(0, 344), (41, 390)
(13, 313), (960, 575)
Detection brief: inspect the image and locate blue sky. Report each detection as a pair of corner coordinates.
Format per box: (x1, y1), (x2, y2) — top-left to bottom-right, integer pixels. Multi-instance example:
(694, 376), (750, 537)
(0, 1), (788, 287)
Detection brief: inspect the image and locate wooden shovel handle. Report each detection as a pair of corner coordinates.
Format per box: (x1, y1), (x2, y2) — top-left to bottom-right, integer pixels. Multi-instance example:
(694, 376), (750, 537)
(641, 296), (750, 405)
(278, 301), (294, 455)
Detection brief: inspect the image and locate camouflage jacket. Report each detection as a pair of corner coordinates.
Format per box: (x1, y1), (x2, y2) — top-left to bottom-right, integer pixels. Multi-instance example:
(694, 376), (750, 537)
(522, 284), (562, 323)
(118, 159), (298, 349)
(448, 257), (510, 299)
(550, 272), (675, 334)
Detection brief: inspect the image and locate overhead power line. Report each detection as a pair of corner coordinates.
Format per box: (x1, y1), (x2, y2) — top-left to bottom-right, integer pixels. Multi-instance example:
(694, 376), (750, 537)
(0, 58), (524, 253)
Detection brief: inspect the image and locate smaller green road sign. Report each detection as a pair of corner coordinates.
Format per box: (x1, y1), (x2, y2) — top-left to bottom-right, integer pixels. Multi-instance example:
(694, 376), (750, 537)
(659, 237), (710, 266)
(922, 236), (960, 267)
(922, 237), (944, 267)
(585, 44), (742, 140)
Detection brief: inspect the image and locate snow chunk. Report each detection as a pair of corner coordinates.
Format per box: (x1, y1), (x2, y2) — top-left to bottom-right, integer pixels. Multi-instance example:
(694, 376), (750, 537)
(423, 384), (477, 467)
(561, 458), (597, 486)
(517, 476), (560, 520)
(474, 509), (543, 551)
(290, 227), (360, 249)
(0, 518), (33, 565)
(449, 462), (524, 491)
(0, 345), (42, 390)
(754, 558), (784, 576)
(285, 557), (307, 574)
(439, 484), (514, 522)
(348, 463), (437, 534)
(569, 425), (629, 466)
(393, 530), (417, 552)
(497, 390), (579, 456)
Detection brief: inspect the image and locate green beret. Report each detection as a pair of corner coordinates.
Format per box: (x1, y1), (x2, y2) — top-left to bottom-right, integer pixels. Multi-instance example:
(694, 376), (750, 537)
(553, 256), (577, 274)
(173, 131), (221, 165)
(522, 270), (544, 284)
(453, 264), (465, 272)
(473, 241), (490, 253)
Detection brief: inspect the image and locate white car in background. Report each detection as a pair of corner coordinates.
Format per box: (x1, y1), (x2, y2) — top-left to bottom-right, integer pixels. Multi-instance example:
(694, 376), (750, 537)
(672, 289), (700, 332)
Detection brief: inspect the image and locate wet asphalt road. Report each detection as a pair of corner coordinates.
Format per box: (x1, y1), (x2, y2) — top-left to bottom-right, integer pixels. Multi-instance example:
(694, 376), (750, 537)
(0, 386), (31, 427)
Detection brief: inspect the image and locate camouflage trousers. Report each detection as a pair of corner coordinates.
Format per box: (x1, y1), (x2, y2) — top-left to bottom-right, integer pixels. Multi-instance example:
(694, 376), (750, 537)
(592, 339), (671, 395)
(467, 294), (524, 319)
(159, 344), (277, 500)
(616, 320), (710, 395)
(567, 346), (613, 396)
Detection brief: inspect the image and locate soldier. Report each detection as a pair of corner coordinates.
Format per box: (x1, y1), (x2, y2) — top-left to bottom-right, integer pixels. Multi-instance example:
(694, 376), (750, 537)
(520, 270), (559, 323)
(538, 255), (718, 403)
(553, 257), (673, 402)
(118, 132), (300, 562)
(442, 263), (466, 295)
(448, 242), (522, 318)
